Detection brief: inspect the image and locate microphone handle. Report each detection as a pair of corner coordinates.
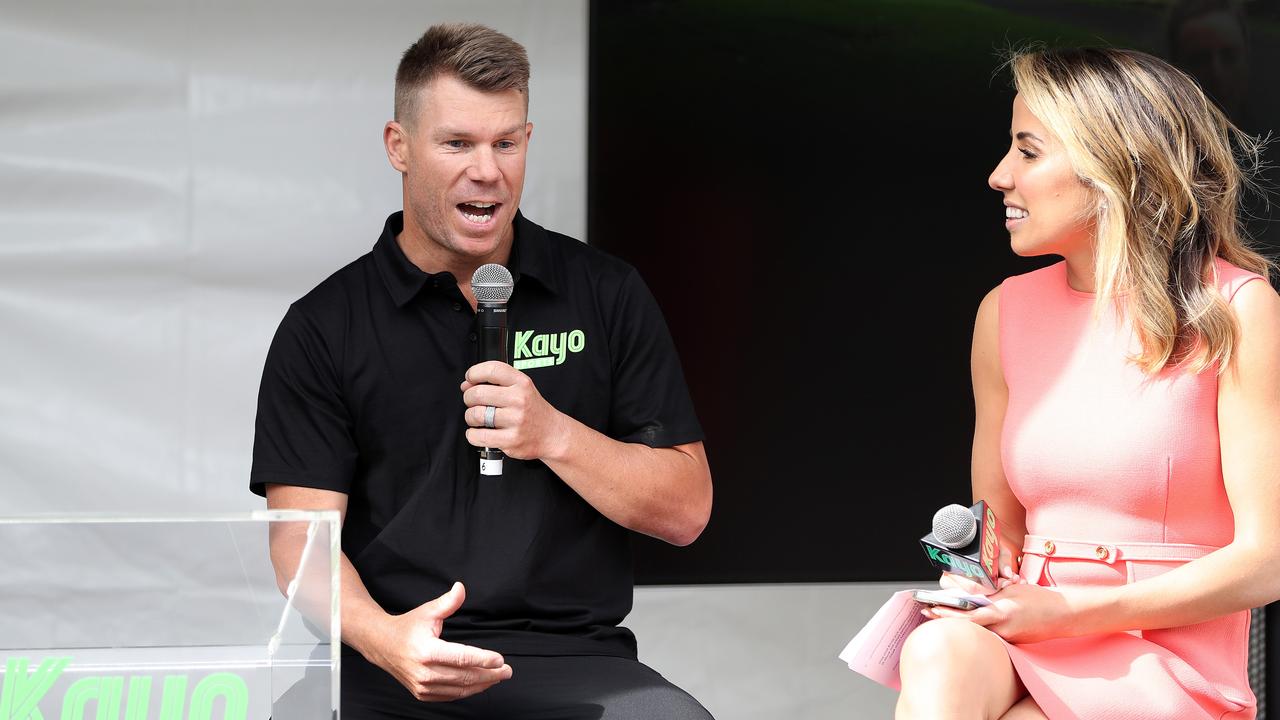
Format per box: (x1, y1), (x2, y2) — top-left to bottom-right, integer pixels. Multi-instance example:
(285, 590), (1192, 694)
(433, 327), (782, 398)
(477, 303), (509, 363)
(476, 301), (508, 476)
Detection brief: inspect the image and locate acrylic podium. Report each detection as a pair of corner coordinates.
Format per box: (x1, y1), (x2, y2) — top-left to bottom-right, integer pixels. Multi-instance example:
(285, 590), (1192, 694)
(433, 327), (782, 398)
(0, 511), (340, 720)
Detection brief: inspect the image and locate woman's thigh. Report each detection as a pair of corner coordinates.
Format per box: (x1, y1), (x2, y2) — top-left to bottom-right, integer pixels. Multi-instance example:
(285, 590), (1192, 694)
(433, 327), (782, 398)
(999, 696), (1047, 720)
(897, 618), (1025, 719)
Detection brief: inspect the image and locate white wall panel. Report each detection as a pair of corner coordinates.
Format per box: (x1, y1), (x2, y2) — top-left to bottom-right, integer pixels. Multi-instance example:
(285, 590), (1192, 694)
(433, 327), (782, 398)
(0, 1), (586, 512)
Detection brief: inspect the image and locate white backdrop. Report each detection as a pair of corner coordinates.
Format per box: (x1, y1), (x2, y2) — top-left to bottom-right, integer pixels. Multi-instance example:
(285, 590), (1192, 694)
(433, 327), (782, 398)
(0, 1), (586, 514)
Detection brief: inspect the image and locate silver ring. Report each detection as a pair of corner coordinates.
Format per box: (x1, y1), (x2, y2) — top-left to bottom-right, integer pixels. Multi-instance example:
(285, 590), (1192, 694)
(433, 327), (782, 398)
(483, 405), (497, 429)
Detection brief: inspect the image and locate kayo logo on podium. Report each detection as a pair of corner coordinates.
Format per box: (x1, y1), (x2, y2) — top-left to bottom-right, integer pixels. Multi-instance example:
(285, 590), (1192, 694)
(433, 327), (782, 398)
(0, 657), (249, 720)
(512, 328), (586, 370)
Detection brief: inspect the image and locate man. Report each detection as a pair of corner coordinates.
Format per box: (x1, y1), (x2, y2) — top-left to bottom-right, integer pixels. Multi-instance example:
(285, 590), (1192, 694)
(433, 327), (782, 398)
(251, 23), (714, 719)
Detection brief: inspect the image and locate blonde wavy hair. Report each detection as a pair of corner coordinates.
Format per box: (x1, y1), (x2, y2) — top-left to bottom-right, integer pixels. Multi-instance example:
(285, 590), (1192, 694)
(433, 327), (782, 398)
(1009, 47), (1272, 374)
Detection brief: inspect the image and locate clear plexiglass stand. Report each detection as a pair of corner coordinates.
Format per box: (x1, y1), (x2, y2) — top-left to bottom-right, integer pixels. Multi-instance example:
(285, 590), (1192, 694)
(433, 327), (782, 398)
(0, 511), (340, 720)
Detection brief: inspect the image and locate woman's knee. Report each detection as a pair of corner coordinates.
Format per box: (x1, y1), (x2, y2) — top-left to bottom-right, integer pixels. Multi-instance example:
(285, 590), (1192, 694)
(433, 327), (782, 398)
(897, 619), (1023, 720)
(900, 618), (1003, 671)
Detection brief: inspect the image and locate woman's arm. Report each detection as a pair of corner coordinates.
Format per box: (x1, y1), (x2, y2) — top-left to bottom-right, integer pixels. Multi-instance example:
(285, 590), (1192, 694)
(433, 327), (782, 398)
(937, 286), (1027, 600)
(971, 286), (1028, 566)
(936, 280), (1280, 640)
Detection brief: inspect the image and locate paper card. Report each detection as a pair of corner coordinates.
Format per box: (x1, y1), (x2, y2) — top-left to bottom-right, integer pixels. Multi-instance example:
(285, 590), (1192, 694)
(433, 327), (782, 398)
(837, 588), (991, 690)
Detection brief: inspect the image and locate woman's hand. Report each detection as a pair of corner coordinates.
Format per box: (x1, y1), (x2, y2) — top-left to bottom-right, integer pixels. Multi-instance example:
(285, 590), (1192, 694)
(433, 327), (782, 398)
(938, 543), (1021, 595)
(923, 583), (1090, 644)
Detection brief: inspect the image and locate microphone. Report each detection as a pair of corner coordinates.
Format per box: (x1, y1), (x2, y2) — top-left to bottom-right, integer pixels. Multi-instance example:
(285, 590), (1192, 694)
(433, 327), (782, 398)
(471, 263), (514, 477)
(919, 501), (1001, 590)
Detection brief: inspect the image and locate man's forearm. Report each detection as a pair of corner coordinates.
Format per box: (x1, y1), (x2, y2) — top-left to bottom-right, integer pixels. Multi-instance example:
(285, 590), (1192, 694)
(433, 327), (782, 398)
(540, 413), (712, 546)
(269, 529), (390, 660)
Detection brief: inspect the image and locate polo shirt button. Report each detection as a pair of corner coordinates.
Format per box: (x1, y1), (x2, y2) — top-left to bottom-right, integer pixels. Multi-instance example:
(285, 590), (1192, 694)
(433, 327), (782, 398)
(452, 302), (462, 311)
(432, 280), (439, 288)
(469, 332), (477, 342)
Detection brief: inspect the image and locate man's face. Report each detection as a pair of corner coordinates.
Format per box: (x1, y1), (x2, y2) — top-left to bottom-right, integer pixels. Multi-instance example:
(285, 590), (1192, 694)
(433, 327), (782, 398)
(398, 74), (532, 260)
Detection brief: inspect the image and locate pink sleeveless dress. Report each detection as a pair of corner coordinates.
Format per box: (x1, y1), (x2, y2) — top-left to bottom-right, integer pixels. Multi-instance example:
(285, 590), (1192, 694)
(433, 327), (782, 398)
(997, 258), (1263, 720)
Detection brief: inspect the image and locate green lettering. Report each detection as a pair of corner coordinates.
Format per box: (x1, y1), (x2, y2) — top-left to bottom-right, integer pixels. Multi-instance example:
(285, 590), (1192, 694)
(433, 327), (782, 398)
(158, 677), (186, 720)
(926, 546), (943, 563)
(531, 333), (548, 357)
(188, 674), (248, 720)
(567, 330), (585, 353)
(549, 332), (567, 365)
(1, 657), (69, 720)
(122, 678), (149, 720)
(514, 330), (534, 359)
(61, 676), (122, 720)
(953, 557), (981, 578)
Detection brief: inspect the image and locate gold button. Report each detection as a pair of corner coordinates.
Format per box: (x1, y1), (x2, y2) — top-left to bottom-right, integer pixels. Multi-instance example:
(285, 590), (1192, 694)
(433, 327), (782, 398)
(1096, 545), (1109, 560)
(1043, 540), (1055, 555)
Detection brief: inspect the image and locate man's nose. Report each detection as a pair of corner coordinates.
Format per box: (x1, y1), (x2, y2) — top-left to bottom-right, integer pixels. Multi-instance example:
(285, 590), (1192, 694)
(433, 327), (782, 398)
(467, 147), (501, 183)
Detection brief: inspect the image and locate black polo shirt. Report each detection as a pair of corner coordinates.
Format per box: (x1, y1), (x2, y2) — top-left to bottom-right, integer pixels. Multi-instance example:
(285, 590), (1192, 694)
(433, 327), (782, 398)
(250, 211), (702, 660)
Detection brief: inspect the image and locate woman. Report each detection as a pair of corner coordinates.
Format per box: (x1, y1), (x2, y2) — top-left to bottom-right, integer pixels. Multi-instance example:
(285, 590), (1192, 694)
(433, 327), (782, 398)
(895, 47), (1280, 720)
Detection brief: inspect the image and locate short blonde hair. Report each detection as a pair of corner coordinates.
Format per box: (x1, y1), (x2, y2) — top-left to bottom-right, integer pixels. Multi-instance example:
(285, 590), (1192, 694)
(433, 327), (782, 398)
(395, 23), (530, 127)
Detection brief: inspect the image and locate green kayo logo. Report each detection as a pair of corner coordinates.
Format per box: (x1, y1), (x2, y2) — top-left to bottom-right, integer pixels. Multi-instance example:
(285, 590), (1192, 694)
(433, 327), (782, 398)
(1, 658), (248, 720)
(925, 546), (984, 579)
(513, 329), (585, 370)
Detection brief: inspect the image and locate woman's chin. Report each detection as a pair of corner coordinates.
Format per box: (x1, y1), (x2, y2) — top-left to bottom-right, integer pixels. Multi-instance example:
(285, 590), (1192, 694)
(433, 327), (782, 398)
(1009, 237), (1054, 258)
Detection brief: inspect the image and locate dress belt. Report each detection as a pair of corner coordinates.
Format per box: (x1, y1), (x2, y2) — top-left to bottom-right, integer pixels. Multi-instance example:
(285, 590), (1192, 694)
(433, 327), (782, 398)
(1021, 534), (1220, 565)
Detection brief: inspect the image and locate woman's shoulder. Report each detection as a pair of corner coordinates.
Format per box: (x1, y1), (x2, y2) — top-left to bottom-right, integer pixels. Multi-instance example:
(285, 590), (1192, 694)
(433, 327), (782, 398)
(1216, 259), (1280, 393)
(1000, 260), (1066, 292)
(995, 261), (1075, 320)
(1215, 258), (1279, 341)
(1213, 257), (1270, 305)
(998, 258), (1059, 284)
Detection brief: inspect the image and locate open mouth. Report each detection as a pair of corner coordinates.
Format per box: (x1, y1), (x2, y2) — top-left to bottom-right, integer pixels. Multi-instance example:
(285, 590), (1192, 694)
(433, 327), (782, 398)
(1005, 206), (1028, 228)
(457, 201), (500, 224)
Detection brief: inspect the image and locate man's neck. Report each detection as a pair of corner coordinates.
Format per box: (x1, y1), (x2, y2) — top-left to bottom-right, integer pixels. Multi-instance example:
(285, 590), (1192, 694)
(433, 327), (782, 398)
(395, 215), (514, 310)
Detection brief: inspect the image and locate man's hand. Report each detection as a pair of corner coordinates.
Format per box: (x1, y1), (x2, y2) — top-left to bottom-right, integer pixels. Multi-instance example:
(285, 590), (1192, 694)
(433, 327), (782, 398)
(461, 361), (567, 460)
(364, 582), (512, 702)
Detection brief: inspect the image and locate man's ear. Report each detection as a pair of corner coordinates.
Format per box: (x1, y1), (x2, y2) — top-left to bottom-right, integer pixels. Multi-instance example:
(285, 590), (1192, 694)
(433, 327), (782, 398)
(385, 120), (410, 173)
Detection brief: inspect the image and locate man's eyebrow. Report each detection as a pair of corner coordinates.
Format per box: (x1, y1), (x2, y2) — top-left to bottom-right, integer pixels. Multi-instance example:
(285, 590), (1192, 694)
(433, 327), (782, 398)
(432, 125), (525, 139)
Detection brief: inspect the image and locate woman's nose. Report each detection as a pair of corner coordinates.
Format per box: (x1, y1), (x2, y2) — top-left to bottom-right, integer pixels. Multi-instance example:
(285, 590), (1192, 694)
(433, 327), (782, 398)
(988, 157), (1013, 192)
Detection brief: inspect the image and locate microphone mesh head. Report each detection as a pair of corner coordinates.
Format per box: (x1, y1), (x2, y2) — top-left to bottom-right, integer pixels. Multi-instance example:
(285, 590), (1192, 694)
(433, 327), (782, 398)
(471, 264), (514, 303)
(932, 504), (977, 548)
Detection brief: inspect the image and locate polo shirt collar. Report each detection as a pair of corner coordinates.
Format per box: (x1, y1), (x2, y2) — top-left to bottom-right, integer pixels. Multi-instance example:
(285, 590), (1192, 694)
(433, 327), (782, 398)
(509, 211), (561, 296)
(373, 210), (560, 308)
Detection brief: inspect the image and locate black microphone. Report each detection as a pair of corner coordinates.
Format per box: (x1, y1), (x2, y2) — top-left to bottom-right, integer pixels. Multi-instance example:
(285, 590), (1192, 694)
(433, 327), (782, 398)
(471, 263), (514, 477)
(919, 501), (1001, 591)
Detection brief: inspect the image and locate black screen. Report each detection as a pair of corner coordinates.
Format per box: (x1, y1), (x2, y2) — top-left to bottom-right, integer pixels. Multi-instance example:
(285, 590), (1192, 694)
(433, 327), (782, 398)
(589, 0), (1280, 584)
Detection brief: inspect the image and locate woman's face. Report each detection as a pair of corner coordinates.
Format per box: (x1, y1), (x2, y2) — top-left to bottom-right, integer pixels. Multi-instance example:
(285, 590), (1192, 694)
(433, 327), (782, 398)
(988, 95), (1096, 259)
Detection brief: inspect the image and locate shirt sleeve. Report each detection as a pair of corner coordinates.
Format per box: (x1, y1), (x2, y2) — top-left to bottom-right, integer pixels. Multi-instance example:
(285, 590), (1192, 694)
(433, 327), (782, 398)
(249, 304), (357, 497)
(606, 268), (704, 448)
